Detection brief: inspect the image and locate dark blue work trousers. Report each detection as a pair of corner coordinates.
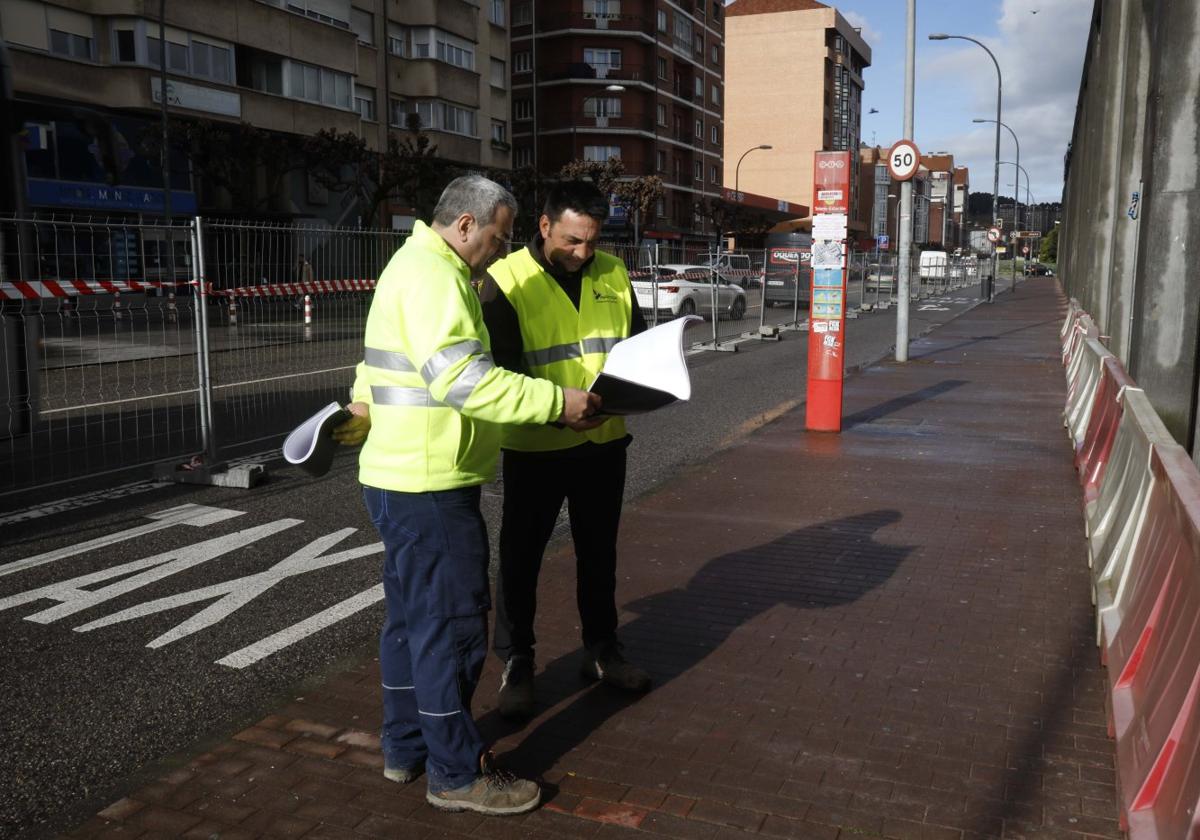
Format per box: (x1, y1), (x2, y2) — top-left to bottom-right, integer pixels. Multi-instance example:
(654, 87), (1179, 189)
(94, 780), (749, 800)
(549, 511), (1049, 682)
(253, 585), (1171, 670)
(364, 484), (490, 794)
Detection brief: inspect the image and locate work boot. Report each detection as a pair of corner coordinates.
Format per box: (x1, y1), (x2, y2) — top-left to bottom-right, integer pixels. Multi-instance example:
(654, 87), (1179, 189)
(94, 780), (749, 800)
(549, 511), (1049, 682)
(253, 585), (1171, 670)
(383, 764), (422, 784)
(426, 752), (541, 815)
(497, 655), (535, 719)
(581, 639), (652, 693)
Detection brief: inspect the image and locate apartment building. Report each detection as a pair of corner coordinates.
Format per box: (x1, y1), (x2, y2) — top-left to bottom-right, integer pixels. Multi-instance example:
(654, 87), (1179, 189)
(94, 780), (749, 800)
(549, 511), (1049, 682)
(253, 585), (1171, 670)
(724, 0), (870, 230)
(1, 0), (512, 222)
(510, 0), (726, 240)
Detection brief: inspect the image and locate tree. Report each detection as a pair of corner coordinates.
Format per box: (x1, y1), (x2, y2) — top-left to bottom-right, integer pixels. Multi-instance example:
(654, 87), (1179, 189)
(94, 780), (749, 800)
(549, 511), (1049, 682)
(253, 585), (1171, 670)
(152, 119), (309, 214)
(557, 157), (664, 244)
(384, 113), (446, 223)
(1039, 224), (1059, 263)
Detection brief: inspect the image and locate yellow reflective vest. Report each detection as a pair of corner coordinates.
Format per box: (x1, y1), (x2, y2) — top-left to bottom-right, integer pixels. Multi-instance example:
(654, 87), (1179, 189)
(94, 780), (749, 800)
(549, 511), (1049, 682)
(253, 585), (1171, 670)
(352, 222), (564, 492)
(488, 246), (631, 452)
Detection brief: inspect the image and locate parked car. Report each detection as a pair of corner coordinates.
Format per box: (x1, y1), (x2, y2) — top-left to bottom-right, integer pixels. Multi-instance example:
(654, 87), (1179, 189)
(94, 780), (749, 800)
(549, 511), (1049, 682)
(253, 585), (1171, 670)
(763, 245), (811, 307)
(1024, 262), (1053, 276)
(632, 264), (747, 320)
(700, 252), (762, 289)
(919, 250), (948, 284)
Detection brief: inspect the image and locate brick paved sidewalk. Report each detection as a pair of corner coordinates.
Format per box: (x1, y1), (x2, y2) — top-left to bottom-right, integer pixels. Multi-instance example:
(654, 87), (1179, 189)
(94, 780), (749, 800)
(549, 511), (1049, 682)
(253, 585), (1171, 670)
(69, 277), (1118, 840)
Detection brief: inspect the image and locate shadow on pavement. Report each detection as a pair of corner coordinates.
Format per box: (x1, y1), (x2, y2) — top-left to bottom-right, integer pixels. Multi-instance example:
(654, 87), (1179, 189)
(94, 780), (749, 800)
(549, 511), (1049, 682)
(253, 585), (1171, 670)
(480, 509), (913, 792)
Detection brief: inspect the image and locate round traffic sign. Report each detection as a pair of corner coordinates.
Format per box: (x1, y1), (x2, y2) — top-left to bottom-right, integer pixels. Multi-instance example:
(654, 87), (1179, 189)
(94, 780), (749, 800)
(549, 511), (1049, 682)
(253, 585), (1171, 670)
(987, 227), (1001, 243)
(1022, 245), (1030, 255)
(887, 139), (921, 181)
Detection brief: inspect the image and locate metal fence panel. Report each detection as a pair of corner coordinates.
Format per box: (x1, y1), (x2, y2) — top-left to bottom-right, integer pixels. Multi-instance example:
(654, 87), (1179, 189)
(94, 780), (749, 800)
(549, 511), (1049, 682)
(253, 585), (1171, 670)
(0, 215), (200, 498)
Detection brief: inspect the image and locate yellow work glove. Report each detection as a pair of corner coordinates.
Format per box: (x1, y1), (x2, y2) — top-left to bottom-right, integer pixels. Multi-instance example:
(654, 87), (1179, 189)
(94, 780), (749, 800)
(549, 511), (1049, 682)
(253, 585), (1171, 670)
(332, 402), (371, 446)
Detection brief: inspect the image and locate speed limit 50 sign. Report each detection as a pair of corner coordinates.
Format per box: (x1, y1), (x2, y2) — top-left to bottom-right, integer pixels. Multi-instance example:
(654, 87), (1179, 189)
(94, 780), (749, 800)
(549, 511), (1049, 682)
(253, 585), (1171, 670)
(887, 139), (921, 181)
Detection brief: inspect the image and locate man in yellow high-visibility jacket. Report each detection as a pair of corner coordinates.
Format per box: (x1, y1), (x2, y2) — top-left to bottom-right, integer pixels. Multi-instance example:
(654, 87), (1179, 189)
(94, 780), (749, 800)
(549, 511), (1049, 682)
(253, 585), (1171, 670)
(481, 180), (652, 720)
(339, 175), (600, 815)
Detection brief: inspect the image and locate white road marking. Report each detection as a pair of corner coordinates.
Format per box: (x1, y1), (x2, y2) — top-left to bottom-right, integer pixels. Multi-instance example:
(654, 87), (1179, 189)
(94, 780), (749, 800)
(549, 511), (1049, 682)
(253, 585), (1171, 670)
(216, 584), (385, 669)
(2, 519), (301, 623)
(74, 529), (383, 647)
(0, 504), (245, 578)
(0, 481), (172, 527)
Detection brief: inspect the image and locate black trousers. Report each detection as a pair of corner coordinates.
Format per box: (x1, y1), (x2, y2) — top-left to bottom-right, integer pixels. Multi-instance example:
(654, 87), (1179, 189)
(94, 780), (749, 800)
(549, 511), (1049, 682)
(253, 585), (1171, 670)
(492, 446), (627, 662)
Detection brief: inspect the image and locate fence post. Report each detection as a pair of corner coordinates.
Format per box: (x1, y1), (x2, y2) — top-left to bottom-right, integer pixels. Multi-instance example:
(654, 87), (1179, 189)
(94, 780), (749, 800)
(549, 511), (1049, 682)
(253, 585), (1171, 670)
(192, 217), (219, 465)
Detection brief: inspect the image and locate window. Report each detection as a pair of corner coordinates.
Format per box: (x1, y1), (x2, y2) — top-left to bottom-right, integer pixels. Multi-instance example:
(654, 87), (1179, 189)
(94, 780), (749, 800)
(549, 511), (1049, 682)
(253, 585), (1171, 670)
(491, 120), (507, 143)
(694, 77), (702, 98)
(288, 60), (352, 108)
(490, 0), (506, 26)
(656, 196), (665, 217)
(282, 0), (350, 28)
(711, 124), (719, 144)
(673, 15), (692, 52)
(656, 150), (666, 172)
(491, 57), (506, 87)
(114, 29), (136, 62)
(191, 40), (231, 83)
(355, 86), (375, 120)
(694, 118), (702, 138)
(515, 146), (533, 167)
(583, 96), (622, 117)
(710, 165), (718, 184)
(713, 1), (721, 17)
(694, 161), (702, 181)
(50, 29), (94, 59)
(514, 51), (532, 72)
(409, 28), (475, 69)
(656, 103), (666, 125)
(584, 0), (620, 18)
(148, 36), (189, 72)
(514, 99), (532, 120)
(584, 145), (620, 162)
(250, 54), (284, 94)
(413, 100), (478, 136)
(390, 98), (408, 126)
(583, 48), (621, 76)
(711, 84), (720, 105)
(387, 23), (406, 56)
(657, 9), (667, 31)
(351, 8), (374, 45)
(513, 2), (532, 25)
(657, 56), (667, 79)
(694, 34), (702, 54)
(711, 44), (718, 64)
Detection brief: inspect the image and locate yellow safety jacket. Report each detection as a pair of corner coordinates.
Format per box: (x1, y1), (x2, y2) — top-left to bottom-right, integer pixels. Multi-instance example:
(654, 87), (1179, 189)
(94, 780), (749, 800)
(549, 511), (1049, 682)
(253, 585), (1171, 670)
(488, 246), (631, 452)
(351, 221), (564, 492)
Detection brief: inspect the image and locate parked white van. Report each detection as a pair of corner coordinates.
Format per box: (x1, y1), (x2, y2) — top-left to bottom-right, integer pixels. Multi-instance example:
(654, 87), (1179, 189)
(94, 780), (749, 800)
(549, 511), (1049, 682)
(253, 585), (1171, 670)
(919, 250), (948, 282)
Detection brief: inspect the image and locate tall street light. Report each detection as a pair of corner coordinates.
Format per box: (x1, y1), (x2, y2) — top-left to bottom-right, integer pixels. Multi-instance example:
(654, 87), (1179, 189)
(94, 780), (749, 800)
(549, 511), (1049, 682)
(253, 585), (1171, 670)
(930, 33), (1001, 302)
(974, 118), (1020, 231)
(733, 144), (772, 246)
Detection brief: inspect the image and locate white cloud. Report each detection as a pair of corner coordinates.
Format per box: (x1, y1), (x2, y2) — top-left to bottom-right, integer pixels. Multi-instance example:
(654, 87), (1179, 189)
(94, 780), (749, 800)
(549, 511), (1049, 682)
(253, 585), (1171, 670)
(913, 0), (1089, 203)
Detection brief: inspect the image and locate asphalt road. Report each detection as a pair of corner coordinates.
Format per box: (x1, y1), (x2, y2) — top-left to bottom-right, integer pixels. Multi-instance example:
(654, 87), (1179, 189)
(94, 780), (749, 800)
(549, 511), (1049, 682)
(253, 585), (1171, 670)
(0, 276), (1011, 840)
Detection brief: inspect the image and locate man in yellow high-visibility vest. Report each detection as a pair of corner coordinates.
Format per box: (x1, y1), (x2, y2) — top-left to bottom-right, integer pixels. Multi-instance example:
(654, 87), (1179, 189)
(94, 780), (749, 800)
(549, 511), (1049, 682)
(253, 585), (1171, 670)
(338, 175), (601, 815)
(481, 180), (651, 720)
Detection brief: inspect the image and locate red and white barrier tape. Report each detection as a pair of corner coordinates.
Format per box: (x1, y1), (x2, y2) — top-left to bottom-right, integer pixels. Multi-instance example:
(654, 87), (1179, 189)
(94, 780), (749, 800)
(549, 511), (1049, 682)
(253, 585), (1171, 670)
(0, 278), (181, 300)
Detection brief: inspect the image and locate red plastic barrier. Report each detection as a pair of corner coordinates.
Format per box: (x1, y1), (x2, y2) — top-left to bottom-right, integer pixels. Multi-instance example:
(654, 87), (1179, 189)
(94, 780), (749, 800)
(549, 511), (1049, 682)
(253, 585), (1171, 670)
(1102, 445), (1200, 837)
(1065, 337), (1112, 446)
(1076, 356), (1140, 504)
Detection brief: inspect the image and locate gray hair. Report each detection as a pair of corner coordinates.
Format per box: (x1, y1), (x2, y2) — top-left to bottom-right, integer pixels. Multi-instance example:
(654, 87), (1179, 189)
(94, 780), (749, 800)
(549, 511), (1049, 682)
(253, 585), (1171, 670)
(432, 174), (518, 226)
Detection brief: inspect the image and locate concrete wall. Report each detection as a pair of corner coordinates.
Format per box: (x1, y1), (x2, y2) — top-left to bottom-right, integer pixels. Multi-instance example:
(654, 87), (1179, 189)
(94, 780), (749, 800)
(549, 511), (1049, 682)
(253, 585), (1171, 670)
(1062, 0), (1200, 462)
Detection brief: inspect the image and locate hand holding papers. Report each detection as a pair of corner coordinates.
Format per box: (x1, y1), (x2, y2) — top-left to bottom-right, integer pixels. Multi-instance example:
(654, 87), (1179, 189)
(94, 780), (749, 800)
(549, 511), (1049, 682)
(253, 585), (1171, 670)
(283, 401), (353, 477)
(589, 316), (701, 415)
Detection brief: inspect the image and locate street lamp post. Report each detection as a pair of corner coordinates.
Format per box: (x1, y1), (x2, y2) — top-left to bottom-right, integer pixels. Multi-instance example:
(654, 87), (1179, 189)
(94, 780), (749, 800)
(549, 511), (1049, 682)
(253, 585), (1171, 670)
(733, 144), (772, 248)
(974, 118), (1020, 232)
(1000, 161), (1031, 282)
(930, 33), (1002, 302)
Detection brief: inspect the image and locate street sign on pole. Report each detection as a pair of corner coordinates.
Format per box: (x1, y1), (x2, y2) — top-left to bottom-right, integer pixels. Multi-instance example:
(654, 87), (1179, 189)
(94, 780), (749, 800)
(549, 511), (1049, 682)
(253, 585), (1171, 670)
(887, 139), (921, 181)
(987, 227), (1001, 243)
(877, 234), (889, 250)
(1022, 245), (1030, 255)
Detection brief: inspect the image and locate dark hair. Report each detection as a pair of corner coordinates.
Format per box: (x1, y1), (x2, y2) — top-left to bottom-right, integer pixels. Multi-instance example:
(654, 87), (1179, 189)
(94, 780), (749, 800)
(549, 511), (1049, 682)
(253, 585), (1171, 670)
(543, 180), (609, 224)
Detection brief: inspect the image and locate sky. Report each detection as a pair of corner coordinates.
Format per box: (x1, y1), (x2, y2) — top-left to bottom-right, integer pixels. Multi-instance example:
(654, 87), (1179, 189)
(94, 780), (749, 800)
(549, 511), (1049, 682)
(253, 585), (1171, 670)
(732, 0), (1092, 206)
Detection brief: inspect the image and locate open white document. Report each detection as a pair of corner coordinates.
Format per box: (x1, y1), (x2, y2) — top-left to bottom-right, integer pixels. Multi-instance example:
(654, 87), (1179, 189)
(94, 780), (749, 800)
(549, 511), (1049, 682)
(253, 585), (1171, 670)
(589, 315), (701, 415)
(283, 401), (351, 477)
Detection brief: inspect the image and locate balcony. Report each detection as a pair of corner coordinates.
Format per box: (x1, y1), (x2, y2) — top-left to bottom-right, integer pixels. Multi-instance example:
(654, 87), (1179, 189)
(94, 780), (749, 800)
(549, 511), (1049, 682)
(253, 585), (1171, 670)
(535, 12), (654, 35)
(539, 61), (649, 83)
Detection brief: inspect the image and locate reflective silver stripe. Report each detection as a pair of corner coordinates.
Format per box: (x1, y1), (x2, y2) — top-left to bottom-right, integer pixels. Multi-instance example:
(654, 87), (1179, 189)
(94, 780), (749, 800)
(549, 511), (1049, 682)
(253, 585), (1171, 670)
(524, 342), (582, 368)
(364, 346), (416, 372)
(371, 385), (445, 407)
(582, 336), (622, 355)
(421, 339), (483, 385)
(443, 356), (495, 410)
